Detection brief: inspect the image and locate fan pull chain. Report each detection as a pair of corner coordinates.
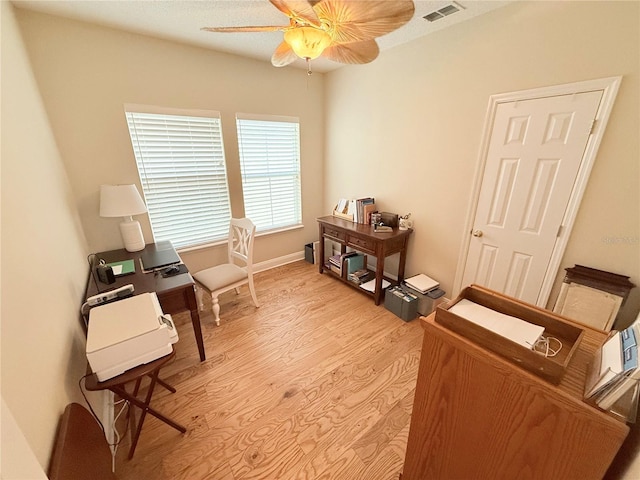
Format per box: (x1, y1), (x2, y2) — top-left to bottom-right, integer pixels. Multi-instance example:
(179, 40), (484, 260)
(306, 58), (313, 76)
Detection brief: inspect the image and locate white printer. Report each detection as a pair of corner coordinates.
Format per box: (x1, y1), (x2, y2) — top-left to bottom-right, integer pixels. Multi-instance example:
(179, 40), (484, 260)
(86, 292), (179, 381)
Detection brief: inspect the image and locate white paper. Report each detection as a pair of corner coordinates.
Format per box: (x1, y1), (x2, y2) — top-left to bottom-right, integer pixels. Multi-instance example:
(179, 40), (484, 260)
(586, 332), (623, 396)
(448, 299), (545, 349)
(360, 279), (390, 293)
(111, 265), (123, 275)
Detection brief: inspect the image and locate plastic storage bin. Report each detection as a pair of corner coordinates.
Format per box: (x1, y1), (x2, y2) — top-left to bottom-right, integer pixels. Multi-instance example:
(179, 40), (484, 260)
(384, 286), (418, 321)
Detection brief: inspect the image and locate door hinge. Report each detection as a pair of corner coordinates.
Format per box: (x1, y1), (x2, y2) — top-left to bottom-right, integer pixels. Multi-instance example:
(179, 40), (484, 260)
(589, 119), (597, 135)
(557, 225), (564, 237)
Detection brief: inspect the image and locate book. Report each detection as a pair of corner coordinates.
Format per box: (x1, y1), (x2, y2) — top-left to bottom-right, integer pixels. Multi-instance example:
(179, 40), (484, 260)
(360, 278), (390, 293)
(595, 323), (640, 410)
(106, 259), (136, 276)
(584, 331), (626, 399)
(404, 274), (439, 294)
(356, 197), (375, 224)
(363, 203), (377, 225)
(344, 254), (366, 275)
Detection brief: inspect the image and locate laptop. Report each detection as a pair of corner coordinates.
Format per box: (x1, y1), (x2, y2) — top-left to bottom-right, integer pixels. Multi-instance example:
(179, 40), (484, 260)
(140, 241), (181, 271)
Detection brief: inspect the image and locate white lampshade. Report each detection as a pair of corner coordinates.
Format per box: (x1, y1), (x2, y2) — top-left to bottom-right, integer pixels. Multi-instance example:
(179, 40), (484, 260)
(100, 184), (148, 252)
(100, 184), (147, 218)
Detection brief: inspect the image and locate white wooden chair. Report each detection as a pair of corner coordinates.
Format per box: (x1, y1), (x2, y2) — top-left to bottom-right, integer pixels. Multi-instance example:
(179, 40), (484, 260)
(193, 218), (259, 326)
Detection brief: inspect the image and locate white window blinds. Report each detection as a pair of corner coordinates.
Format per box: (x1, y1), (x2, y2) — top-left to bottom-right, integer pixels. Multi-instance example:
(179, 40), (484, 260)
(236, 113), (302, 232)
(125, 108), (232, 249)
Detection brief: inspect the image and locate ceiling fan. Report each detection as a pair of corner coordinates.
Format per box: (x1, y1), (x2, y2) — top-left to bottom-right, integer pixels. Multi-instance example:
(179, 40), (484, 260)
(202, 0), (415, 73)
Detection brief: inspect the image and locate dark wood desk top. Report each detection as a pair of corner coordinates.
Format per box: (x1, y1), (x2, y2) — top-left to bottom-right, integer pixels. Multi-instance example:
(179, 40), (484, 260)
(87, 245), (195, 298)
(317, 215), (413, 241)
(86, 243), (206, 361)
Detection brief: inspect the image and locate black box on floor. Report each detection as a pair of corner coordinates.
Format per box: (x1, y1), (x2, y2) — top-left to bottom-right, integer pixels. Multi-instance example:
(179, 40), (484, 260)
(384, 286), (418, 321)
(304, 243), (314, 264)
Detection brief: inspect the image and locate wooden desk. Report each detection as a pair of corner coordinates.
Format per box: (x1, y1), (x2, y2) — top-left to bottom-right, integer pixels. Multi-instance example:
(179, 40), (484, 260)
(317, 215), (412, 305)
(86, 244), (205, 361)
(401, 313), (629, 480)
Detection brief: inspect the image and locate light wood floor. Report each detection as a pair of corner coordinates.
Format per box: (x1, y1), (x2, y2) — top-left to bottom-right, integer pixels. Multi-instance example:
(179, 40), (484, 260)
(114, 260), (425, 480)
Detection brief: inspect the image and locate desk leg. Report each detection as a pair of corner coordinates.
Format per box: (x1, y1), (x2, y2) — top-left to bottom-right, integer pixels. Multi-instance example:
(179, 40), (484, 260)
(374, 258), (385, 305)
(398, 242), (408, 282)
(159, 285), (206, 362)
(191, 308), (205, 362)
(184, 285), (206, 362)
(318, 225), (325, 274)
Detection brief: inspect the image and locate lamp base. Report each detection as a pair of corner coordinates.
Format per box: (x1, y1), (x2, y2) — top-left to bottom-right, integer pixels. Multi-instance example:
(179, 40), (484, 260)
(119, 219), (145, 252)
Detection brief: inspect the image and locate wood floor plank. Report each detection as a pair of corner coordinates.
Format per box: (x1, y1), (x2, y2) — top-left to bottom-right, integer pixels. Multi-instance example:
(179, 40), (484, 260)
(113, 260), (425, 480)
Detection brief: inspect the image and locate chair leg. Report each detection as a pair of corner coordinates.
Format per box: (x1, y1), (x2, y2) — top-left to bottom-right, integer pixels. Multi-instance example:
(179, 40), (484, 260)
(195, 286), (204, 311)
(248, 276), (260, 308)
(211, 295), (221, 326)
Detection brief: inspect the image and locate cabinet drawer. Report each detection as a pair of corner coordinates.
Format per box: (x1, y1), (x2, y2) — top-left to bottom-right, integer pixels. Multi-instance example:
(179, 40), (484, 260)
(323, 227), (345, 241)
(347, 235), (375, 254)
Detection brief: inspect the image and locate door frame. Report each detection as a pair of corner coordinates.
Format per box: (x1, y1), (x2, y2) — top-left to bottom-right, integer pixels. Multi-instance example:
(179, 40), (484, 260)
(453, 76), (622, 307)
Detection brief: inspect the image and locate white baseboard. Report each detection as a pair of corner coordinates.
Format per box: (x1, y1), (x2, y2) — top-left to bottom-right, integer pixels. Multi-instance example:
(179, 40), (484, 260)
(254, 251), (305, 273)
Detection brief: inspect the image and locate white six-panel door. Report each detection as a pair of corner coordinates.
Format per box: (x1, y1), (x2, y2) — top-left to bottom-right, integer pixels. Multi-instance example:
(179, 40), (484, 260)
(461, 91), (603, 304)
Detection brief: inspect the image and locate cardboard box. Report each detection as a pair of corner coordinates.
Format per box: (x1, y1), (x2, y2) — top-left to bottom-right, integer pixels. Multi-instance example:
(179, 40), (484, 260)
(385, 286), (418, 321)
(435, 285), (584, 384)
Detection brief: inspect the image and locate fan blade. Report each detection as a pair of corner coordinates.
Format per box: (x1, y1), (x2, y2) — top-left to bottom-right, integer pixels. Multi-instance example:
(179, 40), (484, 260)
(314, 0), (414, 44)
(322, 39), (379, 64)
(202, 25), (287, 33)
(270, 0), (321, 27)
(271, 41), (299, 67)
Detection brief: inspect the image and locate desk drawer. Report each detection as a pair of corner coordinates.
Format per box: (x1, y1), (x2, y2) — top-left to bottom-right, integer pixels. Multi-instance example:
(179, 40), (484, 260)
(323, 227), (345, 242)
(347, 235), (375, 254)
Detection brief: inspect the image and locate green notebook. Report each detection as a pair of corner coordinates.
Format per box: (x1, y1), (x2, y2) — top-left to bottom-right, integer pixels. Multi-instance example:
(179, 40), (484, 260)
(106, 259), (135, 276)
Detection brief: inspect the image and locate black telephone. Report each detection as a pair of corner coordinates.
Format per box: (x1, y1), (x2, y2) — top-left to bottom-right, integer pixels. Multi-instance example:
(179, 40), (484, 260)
(96, 259), (115, 284)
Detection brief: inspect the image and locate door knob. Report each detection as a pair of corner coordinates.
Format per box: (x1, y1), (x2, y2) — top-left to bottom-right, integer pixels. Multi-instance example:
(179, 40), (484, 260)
(472, 230), (483, 237)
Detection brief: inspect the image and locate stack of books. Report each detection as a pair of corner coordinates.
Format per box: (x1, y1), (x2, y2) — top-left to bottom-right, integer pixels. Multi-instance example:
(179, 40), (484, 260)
(348, 269), (373, 285)
(333, 197), (376, 224)
(585, 317), (640, 413)
(354, 197), (376, 225)
(327, 252), (359, 277)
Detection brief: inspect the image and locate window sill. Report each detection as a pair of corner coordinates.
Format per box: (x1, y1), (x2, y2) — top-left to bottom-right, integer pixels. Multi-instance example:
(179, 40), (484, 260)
(176, 223), (304, 254)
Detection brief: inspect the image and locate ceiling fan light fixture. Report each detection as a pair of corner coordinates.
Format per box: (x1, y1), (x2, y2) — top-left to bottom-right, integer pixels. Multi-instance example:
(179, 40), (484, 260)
(284, 26), (332, 60)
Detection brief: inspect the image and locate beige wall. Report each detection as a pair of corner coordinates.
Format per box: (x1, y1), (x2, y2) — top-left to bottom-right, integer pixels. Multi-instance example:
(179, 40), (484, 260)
(14, 9), (326, 272)
(4, 0), (639, 474)
(1, 1), (91, 469)
(324, 0), (639, 326)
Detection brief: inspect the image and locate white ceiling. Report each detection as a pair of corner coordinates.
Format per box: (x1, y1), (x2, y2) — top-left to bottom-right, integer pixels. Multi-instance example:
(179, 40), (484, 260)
(12, 0), (512, 73)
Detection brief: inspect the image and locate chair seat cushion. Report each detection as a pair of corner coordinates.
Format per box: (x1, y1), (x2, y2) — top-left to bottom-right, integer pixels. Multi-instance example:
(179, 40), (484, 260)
(194, 263), (248, 292)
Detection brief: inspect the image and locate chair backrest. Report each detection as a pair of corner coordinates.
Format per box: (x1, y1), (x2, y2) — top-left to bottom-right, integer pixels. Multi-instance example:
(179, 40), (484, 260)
(227, 218), (256, 271)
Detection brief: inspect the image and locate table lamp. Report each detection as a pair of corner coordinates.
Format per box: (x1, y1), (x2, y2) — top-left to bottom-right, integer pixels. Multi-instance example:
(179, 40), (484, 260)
(100, 184), (148, 252)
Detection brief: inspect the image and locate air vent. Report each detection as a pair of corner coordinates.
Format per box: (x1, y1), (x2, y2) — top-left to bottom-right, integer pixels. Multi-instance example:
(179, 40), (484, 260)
(423, 2), (465, 22)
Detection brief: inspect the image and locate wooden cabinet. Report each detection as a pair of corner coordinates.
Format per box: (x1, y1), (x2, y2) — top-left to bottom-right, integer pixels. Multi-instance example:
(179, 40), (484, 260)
(316, 215), (412, 305)
(402, 313), (629, 480)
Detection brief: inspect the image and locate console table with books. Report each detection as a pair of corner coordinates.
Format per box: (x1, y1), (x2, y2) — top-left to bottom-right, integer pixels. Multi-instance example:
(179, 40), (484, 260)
(317, 215), (412, 305)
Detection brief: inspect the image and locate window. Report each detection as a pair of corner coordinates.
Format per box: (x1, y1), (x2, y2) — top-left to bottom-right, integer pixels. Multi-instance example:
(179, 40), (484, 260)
(236, 113), (302, 232)
(125, 107), (231, 249)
